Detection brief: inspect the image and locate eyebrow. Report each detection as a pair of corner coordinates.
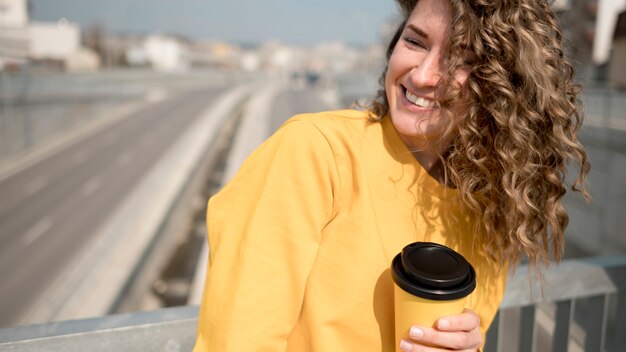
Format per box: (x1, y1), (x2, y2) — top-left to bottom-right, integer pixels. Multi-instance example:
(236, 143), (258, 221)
(406, 24), (429, 39)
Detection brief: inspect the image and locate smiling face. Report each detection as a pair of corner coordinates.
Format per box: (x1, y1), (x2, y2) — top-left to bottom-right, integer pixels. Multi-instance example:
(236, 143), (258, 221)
(385, 0), (469, 152)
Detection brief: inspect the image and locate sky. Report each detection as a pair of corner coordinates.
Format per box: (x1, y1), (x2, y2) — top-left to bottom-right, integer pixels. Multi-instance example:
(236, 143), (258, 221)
(28, 0), (400, 46)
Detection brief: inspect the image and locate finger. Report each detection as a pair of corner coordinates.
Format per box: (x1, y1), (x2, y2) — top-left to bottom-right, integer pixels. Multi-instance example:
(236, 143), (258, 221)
(436, 308), (481, 332)
(407, 326), (483, 351)
(399, 338), (448, 352)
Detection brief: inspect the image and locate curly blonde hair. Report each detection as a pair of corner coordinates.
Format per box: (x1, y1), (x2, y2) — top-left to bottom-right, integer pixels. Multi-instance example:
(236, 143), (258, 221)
(369, 0), (591, 267)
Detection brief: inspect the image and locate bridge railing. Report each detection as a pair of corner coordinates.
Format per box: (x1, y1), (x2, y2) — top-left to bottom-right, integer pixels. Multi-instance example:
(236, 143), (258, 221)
(484, 255), (626, 352)
(1, 255), (625, 352)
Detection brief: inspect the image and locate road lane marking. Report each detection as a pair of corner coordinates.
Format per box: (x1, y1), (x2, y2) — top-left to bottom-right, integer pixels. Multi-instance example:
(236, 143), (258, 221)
(24, 176), (49, 196)
(81, 176), (102, 196)
(115, 151), (133, 167)
(22, 216), (54, 245)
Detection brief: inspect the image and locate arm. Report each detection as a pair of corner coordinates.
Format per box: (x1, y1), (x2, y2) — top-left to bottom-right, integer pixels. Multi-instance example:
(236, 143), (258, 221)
(194, 120), (339, 351)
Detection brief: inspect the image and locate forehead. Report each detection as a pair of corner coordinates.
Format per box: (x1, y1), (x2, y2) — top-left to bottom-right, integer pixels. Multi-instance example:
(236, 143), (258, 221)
(406, 0), (452, 35)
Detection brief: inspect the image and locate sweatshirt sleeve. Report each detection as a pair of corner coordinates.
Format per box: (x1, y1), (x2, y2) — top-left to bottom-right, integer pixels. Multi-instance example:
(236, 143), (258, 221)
(194, 118), (339, 351)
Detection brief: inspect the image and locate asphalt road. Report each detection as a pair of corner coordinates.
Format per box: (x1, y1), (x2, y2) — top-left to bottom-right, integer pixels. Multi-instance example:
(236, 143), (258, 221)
(0, 87), (224, 327)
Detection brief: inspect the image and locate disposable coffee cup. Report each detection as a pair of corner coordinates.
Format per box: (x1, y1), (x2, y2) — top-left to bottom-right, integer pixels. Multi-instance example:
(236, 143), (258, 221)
(391, 242), (476, 349)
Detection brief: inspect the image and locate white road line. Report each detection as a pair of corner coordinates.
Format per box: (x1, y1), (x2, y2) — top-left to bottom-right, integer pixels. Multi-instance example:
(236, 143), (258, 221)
(81, 176), (102, 196)
(22, 216), (54, 245)
(24, 176), (49, 196)
(115, 151), (133, 167)
(70, 150), (89, 167)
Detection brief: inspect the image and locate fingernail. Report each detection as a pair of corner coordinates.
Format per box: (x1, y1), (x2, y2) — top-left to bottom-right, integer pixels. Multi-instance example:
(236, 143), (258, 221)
(399, 339), (413, 352)
(409, 326), (423, 339)
(438, 319), (450, 330)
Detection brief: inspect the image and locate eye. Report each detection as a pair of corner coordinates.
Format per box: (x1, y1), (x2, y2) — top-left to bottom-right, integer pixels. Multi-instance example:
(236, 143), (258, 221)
(403, 36), (426, 49)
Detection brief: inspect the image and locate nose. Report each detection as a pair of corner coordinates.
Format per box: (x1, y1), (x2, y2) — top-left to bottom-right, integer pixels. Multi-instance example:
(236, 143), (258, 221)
(410, 52), (444, 88)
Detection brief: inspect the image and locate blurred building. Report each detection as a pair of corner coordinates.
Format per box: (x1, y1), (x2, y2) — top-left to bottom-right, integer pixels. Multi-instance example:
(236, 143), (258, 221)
(256, 41), (300, 73)
(92, 33), (144, 68)
(0, 0), (100, 72)
(351, 44), (385, 73)
(64, 46), (101, 72)
(122, 34), (190, 72)
(306, 42), (358, 74)
(609, 10), (626, 88)
(239, 49), (261, 72)
(0, 0), (29, 70)
(28, 19), (100, 71)
(188, 40), (241, 69)
(556, 0), (598, 80)
(594, 0), (626, 64)
(557, 0), (626, 82)
(553, 0), (572, 12)
(29, 20), (77, 62)
(142, 34), (190, 72)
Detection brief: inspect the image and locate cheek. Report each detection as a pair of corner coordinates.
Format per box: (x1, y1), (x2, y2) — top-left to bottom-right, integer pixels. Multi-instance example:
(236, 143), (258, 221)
(385, 58), (399, 100)
(386, 46), (405, 82)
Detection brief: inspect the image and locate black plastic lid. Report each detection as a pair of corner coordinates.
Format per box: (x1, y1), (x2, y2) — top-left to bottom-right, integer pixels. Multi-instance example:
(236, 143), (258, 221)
(391, 242), (476, 300)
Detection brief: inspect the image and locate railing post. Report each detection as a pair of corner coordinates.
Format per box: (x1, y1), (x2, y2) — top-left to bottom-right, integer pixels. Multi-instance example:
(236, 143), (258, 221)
(551, 300), (572, 352)
(497, 307), (522, 352)
(605, 292), (626, 351)
(571, 295), (605, 351)
(484, 311), (499, 352)
(519, 306), (535, 352)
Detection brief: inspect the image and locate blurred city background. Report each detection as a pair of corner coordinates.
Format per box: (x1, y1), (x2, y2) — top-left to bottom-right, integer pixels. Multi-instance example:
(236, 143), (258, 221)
(0, 0), (625, 351)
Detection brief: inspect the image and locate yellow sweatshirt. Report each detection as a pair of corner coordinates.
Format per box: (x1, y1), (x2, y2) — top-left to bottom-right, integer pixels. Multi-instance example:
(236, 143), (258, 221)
(194, 110), (507, 351)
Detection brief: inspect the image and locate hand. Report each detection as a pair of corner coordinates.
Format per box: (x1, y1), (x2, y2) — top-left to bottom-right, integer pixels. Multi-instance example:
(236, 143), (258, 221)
(399, 308), (482, 352)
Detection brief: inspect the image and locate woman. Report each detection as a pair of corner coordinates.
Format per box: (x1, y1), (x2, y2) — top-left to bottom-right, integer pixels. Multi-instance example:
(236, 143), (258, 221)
(194, 0), (589, 351)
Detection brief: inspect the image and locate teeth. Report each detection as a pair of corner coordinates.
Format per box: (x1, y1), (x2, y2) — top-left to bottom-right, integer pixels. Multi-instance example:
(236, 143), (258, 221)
(405, 89), (438, 108)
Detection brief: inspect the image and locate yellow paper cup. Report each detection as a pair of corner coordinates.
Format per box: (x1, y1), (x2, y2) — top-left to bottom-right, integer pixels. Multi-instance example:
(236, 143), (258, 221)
(391, 242), (476, 351)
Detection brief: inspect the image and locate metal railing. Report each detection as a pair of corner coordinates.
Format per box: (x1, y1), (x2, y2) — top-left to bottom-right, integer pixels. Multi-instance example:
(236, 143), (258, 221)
(0, 305), (199, 352)
(1, 255), (625, 351)
(484, 255), (626, 352)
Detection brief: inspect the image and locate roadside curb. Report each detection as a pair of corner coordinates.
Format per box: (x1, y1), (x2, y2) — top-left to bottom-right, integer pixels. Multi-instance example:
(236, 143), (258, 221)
(187, 81), (282, 305)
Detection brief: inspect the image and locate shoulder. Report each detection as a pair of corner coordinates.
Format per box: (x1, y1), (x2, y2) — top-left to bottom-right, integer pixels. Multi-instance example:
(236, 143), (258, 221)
(252, 109), (383, 172)
(279, 109), (377, 143)
(244, 110), (373, 164)
(284, 109), (372, 127)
